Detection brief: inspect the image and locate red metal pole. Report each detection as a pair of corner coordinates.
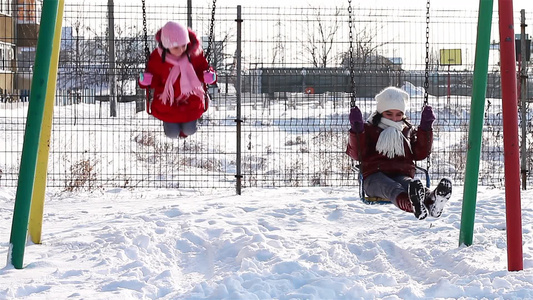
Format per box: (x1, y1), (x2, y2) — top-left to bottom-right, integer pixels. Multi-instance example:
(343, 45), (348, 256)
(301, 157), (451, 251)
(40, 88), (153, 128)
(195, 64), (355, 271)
(498, 0), (523, 271)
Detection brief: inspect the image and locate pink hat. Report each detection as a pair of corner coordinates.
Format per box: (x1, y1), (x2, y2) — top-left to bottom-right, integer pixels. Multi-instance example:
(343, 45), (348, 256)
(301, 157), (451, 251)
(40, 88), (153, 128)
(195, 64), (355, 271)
(160, 21), (190, 48)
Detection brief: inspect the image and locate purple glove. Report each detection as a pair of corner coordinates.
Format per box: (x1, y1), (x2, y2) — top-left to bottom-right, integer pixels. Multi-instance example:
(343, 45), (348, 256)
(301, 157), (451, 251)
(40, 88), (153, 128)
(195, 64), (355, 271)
(420, 105), (436, 131)
(349, 106), (364, 133)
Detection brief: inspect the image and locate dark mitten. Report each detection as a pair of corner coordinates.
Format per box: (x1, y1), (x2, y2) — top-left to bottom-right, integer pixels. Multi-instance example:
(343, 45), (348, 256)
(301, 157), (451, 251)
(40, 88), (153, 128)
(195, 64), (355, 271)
(420, 105), (436, 131)
(349, 106), (364, 133)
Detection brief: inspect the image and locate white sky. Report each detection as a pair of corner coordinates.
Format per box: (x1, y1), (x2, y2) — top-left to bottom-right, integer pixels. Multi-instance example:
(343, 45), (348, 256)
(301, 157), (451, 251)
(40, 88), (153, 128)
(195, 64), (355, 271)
(211, 0), (531, 11)
(101, 0), (533, 11)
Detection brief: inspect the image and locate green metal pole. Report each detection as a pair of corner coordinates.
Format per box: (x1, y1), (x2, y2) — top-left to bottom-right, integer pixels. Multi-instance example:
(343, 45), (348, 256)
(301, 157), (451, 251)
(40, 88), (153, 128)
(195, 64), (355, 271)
(458, 0), (493, 246)
(9, 0), (59, 269)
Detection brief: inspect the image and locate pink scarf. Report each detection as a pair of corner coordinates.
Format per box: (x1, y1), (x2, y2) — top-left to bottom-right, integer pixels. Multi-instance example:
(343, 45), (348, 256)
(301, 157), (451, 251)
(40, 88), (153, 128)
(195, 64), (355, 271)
(158, 48), (205, 106)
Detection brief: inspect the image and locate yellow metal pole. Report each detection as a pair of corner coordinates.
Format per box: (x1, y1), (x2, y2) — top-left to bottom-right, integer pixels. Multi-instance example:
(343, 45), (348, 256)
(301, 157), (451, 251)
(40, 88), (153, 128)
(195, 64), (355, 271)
(10, 0), (59, 269)
(29, 0), (65, 244)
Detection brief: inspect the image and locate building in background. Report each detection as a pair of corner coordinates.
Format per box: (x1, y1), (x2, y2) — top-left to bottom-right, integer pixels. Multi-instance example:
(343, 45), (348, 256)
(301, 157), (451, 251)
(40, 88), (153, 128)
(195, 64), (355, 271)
(0, 0), (40, 101)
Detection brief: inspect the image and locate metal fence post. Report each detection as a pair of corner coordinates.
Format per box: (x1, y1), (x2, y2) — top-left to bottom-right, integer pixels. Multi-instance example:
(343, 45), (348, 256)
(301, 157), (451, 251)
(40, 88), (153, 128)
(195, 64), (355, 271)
(235, 6), (243, 195)
(519, 10), (528, 190)
(108, 0), (117, 117)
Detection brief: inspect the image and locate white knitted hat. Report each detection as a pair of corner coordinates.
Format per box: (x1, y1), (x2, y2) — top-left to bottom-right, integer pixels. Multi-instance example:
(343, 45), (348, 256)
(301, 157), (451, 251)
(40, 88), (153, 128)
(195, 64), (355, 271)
(375, 87), (409, 113)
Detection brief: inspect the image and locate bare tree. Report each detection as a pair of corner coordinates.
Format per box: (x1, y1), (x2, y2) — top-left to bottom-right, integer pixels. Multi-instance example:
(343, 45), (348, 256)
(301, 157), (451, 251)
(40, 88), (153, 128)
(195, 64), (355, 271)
(341, 25), (389, 70)
(114, 25), (148, 98)
(271, 13), (286, 66)
(429, 47), (440, 71)
(59, 10), (109, 92)
(301, 6), (341, 68)
(207, 32), (233, 74)
(59, 10), (148, 100)
(340, 24), (395, 97)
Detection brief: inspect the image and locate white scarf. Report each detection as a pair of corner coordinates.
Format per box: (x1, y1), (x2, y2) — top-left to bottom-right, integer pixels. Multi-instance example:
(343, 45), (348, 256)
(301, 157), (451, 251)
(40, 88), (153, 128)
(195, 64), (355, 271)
(374, 117), (412, 159)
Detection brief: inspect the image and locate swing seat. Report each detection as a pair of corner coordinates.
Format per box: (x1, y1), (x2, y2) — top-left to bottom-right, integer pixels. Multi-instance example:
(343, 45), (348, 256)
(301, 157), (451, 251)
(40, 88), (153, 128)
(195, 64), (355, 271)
(139, 73), (210, 114)
(352, 164), (430, 204)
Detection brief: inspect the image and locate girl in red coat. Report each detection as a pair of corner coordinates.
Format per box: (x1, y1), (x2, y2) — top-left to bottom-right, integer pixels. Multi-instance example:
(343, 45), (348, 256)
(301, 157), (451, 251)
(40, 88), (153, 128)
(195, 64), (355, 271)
(346, 87), (452, 220)
(139, 21), (217, 138)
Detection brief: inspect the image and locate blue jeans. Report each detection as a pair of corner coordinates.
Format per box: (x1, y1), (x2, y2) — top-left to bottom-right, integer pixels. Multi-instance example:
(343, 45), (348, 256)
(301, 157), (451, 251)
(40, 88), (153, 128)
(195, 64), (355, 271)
(363, 172), (413, 205)
(163, 120), (198, 138)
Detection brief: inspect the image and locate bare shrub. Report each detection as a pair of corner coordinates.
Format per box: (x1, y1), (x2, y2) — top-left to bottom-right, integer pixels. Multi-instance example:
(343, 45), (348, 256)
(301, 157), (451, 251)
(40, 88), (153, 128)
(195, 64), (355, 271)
(179, 139), (205, 152)
(447, 134), (468, 174)
(286, 158), (303, 187)
(178, 156), (223, 172)
(242, 155), (267, 173)
(310, 130), (351, 185)
(310, 174), (326, 186)
(153, 141), (175, 156)
(447, 132), (504, 184)
(64, 159), (98, 192)
(202, 158), (222, 172)
(285, 136), (306, 146)
(133, 131), (156, 147)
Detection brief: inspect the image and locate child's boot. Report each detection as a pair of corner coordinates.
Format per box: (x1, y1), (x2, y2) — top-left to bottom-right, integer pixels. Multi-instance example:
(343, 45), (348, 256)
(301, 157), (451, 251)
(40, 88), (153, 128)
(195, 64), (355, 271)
(408, 179), (428, 220)
(425, 178), (452, 218)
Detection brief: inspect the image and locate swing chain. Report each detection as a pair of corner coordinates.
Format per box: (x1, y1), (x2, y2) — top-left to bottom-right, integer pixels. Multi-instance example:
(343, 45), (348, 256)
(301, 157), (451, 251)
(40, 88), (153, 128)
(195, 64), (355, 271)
(205, 0), (217, 63)
(348, 0), (356, 108)
(423, 0), (430, 106)
(141, 0), (149, 61)
(141, 0), (153, 114)
(424, 0), (431, 171)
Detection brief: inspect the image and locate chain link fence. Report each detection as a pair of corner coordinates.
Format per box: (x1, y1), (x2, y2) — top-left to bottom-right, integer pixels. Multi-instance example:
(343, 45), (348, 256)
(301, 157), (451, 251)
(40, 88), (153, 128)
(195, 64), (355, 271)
(0, 2), (532, 191)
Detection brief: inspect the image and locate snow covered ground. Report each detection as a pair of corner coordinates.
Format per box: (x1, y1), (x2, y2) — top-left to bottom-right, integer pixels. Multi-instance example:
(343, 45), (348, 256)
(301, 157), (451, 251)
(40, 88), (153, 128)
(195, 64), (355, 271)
(1, 82), (531, 299)
(0, 185), (531, 299)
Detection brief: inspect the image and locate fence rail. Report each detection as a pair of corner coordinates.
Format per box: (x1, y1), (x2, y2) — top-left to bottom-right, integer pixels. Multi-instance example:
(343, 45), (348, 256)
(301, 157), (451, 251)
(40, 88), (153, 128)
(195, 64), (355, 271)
(0, 2), (532, 191)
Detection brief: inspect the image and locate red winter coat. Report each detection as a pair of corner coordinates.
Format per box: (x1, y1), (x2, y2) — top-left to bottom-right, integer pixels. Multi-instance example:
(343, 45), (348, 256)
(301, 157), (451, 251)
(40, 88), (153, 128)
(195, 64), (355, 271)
(139, 29), (210, 123)
(346, 122), (433, 179)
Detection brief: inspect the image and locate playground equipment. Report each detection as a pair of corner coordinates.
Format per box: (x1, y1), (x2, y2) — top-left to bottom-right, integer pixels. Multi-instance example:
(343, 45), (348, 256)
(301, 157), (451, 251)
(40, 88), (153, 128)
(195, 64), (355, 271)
(345, 0), (523, 272)
(8, 0), (64, 269)
(7, 0), (524, 273)
(346, 0), (432, 203)
(140, 0), (217, 115)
